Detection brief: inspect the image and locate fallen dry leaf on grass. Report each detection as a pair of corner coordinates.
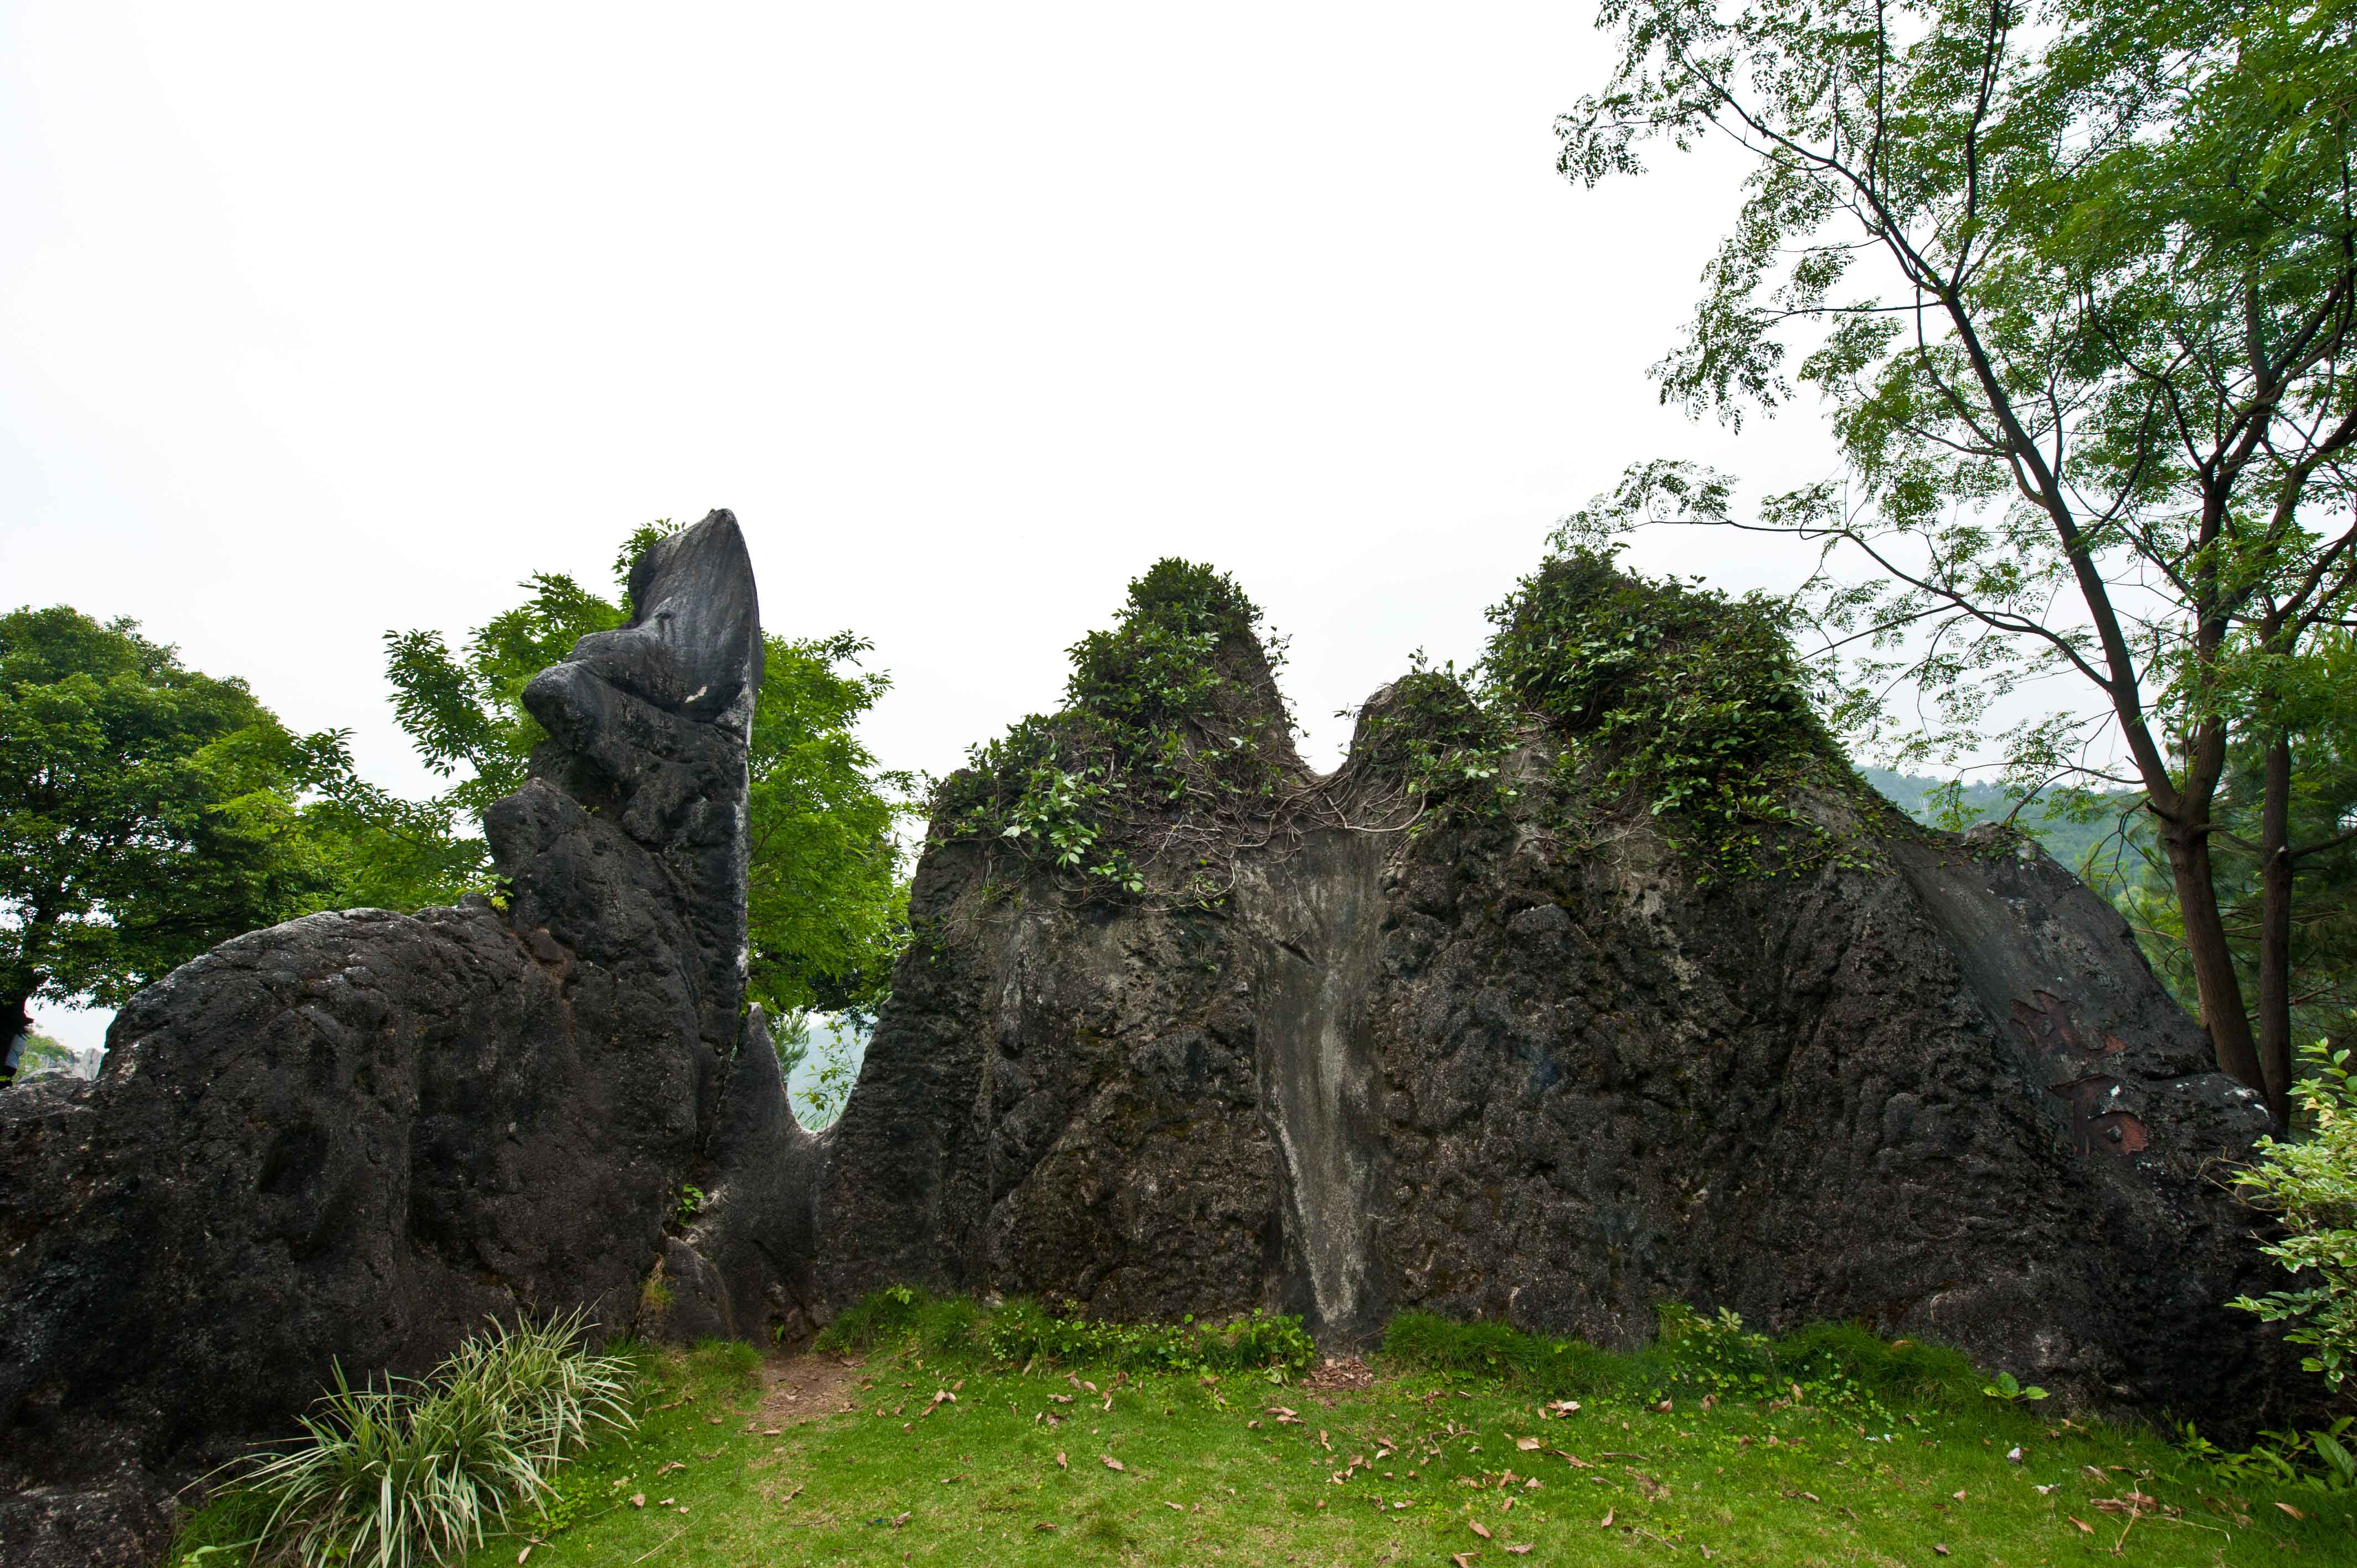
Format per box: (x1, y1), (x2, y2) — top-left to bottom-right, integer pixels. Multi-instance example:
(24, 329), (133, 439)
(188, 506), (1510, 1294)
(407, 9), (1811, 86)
(1516, 1437), (1541, 1451)
(629, 1494), (645, 1509)
(1452, 1555), (1476, 1568)
(1601, 1507), (1616, 1528)
(1505, 1547), (1533, 1556)
(1934, 1544), (1950, 1556)
(1470, 1520), (1493, 1539)
(2277, 1502), (2306, 1520)
(2068, 1517), (2093, 1534)
(1951, 1490), (1966, 1501)
(1102, 1456), (1125, 1472)
(1055, 1452), (1067, 1469)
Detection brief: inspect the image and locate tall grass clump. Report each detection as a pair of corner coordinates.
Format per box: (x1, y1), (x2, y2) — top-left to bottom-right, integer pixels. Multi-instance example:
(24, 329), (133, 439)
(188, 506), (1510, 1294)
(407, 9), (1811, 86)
(231, 1313), (634, 1568)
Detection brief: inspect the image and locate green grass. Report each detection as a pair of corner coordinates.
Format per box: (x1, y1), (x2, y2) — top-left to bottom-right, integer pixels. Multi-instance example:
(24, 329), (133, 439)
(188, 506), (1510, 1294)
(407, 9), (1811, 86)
(177, 1301), (2357, 1567)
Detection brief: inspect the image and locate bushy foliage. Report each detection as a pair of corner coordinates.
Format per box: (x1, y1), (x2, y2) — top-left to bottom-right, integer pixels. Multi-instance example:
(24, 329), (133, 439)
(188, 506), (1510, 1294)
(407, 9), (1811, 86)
(2234, 1040), (2357, 1392)
(937, 560), (1298, 903)
(1478, 548), (1869, 878)
(1, 605), (348, 1041)
(1343, 663), (1519, 835)
(815, 1288), (1318, 1381)
(224, 1315), (634, 1568)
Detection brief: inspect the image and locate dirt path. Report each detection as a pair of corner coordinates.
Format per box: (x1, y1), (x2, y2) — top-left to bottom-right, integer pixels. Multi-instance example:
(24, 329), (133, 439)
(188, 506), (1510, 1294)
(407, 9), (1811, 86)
(749, 1351), (864, 1431)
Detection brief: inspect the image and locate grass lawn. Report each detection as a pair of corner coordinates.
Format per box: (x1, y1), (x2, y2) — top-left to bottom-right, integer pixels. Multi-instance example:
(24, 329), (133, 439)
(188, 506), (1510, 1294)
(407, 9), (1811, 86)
(433, 1322), (2357, 1568)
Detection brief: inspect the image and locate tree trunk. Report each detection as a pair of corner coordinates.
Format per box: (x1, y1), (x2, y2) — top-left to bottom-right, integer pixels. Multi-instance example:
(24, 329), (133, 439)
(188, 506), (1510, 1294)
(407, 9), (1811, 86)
(2257, 733), (2296, 1126)
(2160, 821), (2269, 1111)
(0, 992), (29, 1084)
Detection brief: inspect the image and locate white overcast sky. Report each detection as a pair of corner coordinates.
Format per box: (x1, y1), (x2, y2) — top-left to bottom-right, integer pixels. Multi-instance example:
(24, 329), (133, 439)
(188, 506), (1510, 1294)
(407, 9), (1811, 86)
(5, 3), (1851, 1048)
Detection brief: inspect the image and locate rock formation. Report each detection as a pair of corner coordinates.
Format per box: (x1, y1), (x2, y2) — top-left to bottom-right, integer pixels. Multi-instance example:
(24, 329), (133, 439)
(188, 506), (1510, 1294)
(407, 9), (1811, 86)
(0, 511), (795, 1566)
(0, 536), (2310, 1567)
(805, 556), (2297, 1425)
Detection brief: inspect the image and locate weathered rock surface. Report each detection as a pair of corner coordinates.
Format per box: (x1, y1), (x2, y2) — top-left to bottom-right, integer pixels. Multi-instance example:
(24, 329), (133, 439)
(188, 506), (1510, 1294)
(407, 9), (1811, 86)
(0, 512), (791, 1566)
(0, 537), (2313, 1567)
(807, 640), (2297, 1427)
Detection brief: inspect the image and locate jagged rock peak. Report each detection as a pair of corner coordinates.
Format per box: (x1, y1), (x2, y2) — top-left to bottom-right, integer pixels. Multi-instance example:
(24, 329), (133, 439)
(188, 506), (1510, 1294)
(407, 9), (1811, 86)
(543, 509), (764, 731)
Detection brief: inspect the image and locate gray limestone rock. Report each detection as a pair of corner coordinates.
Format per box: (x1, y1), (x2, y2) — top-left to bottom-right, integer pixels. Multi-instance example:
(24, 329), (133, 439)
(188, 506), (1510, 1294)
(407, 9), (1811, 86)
(0, 510), (780, 1567)
(801, 616), (2301, 1431)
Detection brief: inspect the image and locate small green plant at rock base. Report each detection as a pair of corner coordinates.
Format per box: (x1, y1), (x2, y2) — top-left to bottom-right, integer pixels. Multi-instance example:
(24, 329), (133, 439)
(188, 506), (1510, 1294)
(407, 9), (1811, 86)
(1981, 1370), (2049, 1404)
(2232, 1039), (2357, 1392)
(674, 1184), (705, 1226)
(2181, 1417), (2357, 1494)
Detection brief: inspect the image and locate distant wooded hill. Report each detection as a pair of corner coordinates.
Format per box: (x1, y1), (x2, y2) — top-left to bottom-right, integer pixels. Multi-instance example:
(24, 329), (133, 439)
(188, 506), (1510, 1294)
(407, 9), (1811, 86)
(1858, 767), (2145, 878)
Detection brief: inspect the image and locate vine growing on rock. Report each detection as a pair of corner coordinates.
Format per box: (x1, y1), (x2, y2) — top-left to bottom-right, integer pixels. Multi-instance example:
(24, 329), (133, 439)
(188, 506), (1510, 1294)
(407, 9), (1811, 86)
(935, 560), (1310, 903)
(1333, 547), (1886, 882)
(1481, 547), (1879, 881)
(1334, 662), (1518, 839)
(942, 548), (1888, 902)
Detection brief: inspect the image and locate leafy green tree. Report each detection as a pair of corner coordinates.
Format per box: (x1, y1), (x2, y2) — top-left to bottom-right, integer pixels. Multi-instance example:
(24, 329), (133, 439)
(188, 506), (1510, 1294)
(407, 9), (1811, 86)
(0, 606), (337, 1075)
(346, 525), (914, 1016)
(1557, 0), (2357, 1122)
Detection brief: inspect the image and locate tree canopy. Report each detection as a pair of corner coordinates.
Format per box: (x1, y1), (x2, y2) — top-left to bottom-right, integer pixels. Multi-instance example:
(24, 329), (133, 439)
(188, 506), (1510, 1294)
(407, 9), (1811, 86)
(0, 606), (337, 1069)
(1557, 0), (2357, 1121)
(340, 524), (915, 1017)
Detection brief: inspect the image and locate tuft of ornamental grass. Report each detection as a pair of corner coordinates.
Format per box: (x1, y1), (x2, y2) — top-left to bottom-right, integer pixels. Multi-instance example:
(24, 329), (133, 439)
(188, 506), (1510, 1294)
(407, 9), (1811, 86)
(230, 1312), (634, 1568)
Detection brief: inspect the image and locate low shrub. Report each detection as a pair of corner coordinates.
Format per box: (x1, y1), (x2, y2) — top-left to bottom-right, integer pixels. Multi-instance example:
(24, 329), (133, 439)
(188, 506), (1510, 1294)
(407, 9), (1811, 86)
(817, 1288), (1318, 1380)
(1378, 1310), (1628, 1399)
(219, 1313), (634, 1568)
(1381, 1304), (1981, 1421)
(2233, 1039), (2357, 1394)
